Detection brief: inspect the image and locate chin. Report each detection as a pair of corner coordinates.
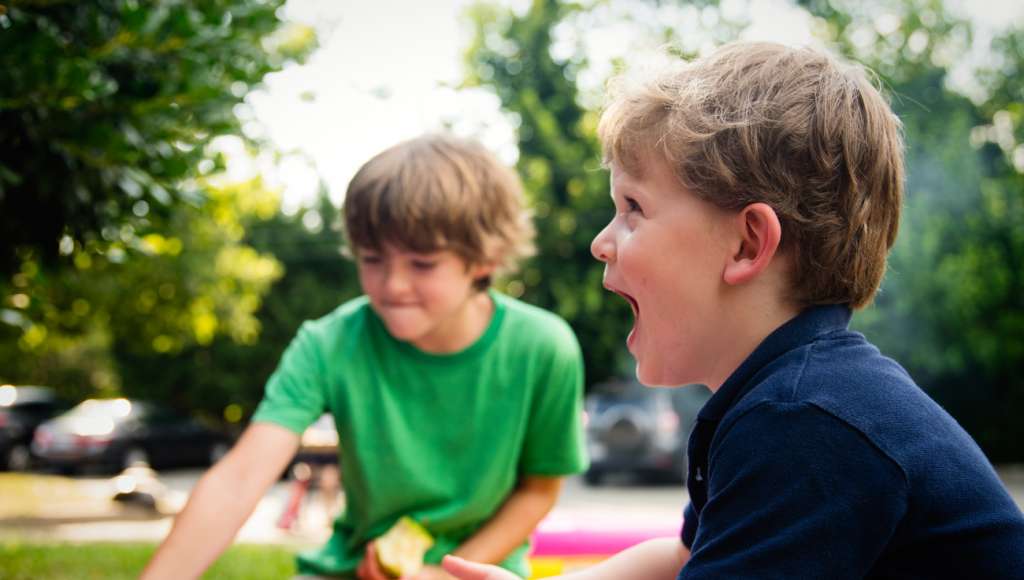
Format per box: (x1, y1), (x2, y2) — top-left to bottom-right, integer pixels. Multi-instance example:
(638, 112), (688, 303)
(635, 360), (693, 388)
(634, 364), (664, 387)
(383, 323), (425, 342)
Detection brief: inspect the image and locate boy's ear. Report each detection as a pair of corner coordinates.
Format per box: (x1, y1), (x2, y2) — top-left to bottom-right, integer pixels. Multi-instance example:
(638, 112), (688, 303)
(469, 260), (497, 280)
(723, 202), (783, 286)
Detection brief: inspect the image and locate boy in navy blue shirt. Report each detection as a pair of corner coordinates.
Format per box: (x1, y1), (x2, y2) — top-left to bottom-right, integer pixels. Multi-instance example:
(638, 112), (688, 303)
(444, 42), (1024, 579)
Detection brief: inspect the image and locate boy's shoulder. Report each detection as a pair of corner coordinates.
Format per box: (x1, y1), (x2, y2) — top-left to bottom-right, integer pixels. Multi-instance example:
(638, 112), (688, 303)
(494, 292), (579, 348)
(734, 327), (929, 426)
(727, 323), (979, 475)
(296, 295), (373, 343)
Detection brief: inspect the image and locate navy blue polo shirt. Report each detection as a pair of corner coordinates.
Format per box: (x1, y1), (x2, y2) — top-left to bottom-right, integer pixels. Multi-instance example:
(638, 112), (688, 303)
(679, 305), (1024, 579)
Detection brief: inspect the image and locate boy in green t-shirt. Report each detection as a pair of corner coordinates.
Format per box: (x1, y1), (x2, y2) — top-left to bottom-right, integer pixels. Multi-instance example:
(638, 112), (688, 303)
(142, 134), (589, 579)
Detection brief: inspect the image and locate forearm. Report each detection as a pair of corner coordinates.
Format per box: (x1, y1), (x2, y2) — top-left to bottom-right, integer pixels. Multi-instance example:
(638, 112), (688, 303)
(452, 476), (563, 564)
(441, 537), (688, 580)
(141, 461), (266, 579)
(141, 422), (299, 580)
(560, 538), (689, 580)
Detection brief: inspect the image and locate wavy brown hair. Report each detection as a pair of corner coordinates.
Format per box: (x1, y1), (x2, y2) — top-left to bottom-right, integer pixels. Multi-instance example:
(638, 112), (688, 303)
(342, 134), (535, 290)
(599, 42), (905, 309)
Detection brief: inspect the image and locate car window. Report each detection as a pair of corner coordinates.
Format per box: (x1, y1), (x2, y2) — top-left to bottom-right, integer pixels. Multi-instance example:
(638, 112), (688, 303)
(12, 401), (58, 421)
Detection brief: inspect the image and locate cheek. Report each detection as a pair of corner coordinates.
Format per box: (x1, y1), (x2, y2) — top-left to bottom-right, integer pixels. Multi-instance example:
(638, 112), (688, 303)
(357, 269), (382, 293)
(413, 274), (453, 304)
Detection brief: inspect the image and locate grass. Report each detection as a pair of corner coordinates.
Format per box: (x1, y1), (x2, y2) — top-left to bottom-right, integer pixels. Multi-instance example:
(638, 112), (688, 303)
(0, 541), (297, 579)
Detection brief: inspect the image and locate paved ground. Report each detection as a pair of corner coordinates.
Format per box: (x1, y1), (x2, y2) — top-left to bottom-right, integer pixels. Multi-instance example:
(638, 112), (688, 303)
(2, 466), (1023, 546)
(0, 469), (687, 545)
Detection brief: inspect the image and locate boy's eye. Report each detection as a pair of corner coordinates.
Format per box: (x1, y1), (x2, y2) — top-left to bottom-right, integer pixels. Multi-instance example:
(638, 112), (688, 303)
(359, 254), (382, 265)
(624, 196), (643, 214)
(411, 260), (437, 271)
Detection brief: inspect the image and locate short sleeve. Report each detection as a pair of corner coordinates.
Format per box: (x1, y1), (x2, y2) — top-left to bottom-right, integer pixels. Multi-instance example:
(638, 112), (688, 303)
(251, 321), (328, 435)
(681, 401), (908, 579)
(518, 323), (589, 476)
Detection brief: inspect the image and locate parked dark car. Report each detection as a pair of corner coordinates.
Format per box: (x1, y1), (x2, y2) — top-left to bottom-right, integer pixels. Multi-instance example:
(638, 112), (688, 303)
(32, 398), (232, 473)
(0, 384), (69, 471)
(583, 380), (711, 485)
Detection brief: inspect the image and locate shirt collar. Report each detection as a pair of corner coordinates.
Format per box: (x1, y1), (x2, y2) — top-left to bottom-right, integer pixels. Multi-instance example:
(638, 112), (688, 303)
(698, 304), (853, 421)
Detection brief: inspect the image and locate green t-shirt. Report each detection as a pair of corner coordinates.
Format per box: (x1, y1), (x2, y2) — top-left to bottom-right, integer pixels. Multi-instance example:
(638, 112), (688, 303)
(251, 290), (588, 577)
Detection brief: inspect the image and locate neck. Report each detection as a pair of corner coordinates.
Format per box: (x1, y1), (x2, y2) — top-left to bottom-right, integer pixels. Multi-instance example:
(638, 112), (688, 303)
(413, 291), (494, 354)
(704, 294), (802, 392)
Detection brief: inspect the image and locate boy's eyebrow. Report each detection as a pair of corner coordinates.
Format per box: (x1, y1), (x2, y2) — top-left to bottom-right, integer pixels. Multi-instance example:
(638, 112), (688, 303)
(391, 247), (446, 259)
(611, 176), (647, 200)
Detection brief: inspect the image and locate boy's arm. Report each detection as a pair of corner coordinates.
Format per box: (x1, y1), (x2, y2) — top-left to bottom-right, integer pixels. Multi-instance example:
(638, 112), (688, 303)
(443, 537), (689, 580)
(451, 474), (564, 564)
(140, 422), (300, 580)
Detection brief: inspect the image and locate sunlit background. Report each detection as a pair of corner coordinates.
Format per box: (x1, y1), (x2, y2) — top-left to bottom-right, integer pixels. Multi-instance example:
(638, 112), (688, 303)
(1, 0), (1023, 576)
(246, 0), (1024, 210)
(0, 0), (1021, 443)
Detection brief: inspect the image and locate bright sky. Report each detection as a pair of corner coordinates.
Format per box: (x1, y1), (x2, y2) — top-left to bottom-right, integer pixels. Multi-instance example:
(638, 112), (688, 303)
(246, 0), (508, 213)
(243, 0), (1023, 213)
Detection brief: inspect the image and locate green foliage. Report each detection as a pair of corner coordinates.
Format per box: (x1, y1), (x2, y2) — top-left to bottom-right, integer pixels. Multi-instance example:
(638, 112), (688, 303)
(788, 0), (1024, 461)
(0, 0), (314, 275)
(0, 541), (296, 579)
(467, 0), (634, 386)
(113, 191), (360, 422)
(2, 0), (1020, 461)
(0, 174), (285, 406)
(0, 0), (315, 413)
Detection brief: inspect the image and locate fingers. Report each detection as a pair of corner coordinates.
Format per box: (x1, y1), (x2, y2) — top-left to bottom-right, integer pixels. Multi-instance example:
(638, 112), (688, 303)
(398, 564), (452, 580)
(358, 541), (389, 580)
(440, 555), (519, 580)
(356, 550), (369, 580)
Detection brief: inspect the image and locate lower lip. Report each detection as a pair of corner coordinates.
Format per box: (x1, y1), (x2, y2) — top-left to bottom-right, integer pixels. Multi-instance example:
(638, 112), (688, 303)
(379, 305), (422, 320)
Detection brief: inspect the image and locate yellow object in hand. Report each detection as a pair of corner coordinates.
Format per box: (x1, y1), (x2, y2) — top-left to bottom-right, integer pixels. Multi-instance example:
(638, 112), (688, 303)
(376, 516), (435, 577)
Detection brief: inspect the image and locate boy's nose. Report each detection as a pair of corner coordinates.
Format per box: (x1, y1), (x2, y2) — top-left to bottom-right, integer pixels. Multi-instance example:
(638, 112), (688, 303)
(383, 267), (412, 295)
(591, 226), (615, 263)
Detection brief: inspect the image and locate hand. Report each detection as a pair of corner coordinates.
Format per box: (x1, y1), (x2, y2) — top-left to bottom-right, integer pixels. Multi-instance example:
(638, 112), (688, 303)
(400, 564), (457, 580)
(356, 541), (391, 580)
(440, 555), (521, 580)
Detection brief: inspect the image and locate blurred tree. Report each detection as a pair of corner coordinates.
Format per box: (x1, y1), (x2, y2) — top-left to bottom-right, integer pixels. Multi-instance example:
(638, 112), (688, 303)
(0, 0), (313, 277)
(113, 190), (361, 423)
(0, 172), (285, 405)
(788, 0), (1024, 461)
(466, 0), (635, 386)
(0, 0), (316, 412)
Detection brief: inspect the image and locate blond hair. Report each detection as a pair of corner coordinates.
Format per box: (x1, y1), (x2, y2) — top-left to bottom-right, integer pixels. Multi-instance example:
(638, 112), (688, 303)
(343, 134), (535, 289)
(599, 42), (905, 309)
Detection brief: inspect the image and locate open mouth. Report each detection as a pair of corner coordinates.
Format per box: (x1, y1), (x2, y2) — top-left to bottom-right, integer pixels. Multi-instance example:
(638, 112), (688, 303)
(615, 290), (639, 318)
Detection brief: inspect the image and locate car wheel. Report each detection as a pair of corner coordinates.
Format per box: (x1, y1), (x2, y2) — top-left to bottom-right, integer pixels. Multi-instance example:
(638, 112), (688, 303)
(123, 446), (150, 469)
(5, 444), (31, 471)
(208, 442), (230, 465)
